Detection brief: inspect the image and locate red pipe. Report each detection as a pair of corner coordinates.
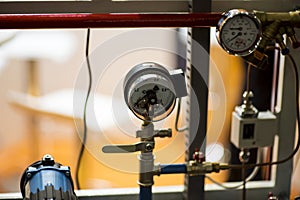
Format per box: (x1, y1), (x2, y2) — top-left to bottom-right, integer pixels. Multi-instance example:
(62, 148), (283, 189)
(0, 13), (222, 29)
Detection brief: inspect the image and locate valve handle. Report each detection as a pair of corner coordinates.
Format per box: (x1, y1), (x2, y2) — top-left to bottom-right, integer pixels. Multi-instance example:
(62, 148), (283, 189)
(102, 145), (137, 153)
(102, 142), (154, 153)
(290, 35), (300, 49)
(285, 26), (300, 49)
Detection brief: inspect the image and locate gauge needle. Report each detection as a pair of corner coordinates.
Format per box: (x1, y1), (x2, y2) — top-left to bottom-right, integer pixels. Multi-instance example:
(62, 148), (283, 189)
(227, 32), (242, 42)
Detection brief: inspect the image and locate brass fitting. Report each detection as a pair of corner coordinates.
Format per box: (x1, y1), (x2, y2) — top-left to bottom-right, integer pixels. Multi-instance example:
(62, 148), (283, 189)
(186, 161), (229, 176)
(254, 10), (300, 27)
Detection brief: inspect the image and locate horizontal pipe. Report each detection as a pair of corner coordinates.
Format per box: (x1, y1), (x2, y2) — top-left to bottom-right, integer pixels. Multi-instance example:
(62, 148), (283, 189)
(0, 13), (222, 29)
(160, 164), (187, 174)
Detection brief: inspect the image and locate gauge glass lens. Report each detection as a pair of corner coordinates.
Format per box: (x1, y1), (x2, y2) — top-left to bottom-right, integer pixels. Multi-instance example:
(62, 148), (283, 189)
(128, 73), (176, 121)
(220, 14), (260, 55)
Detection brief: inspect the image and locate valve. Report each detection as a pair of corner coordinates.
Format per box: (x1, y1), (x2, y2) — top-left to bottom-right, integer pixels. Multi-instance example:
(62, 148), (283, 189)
(286, 26), (300, 49)
(235, 91), (258, 118)
(186, 149), (229, 176)
(186, 160), (229, 176)
(102, 128), (172, 154)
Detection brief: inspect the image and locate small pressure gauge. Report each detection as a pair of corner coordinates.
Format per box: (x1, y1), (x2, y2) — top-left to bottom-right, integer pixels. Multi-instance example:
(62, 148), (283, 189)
(216, 9), (262, 56)
(124, 62), (177, 122)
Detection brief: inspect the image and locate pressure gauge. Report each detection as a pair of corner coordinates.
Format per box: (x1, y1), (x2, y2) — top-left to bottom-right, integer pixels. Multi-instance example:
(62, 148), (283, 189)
(216, 9), (262, 56)
(124, 62), (177, 122)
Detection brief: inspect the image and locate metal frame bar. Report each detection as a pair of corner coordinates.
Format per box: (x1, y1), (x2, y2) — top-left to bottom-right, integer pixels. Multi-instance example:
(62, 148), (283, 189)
(212, 0), (300, 12)
(0, 0), (189, 14)
(184, 0), (211, 199)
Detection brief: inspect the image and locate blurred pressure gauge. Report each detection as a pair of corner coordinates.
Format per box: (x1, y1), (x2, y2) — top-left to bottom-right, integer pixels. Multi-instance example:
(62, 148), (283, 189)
(124, 63), (178, 122)
(216, 9), (262, 56)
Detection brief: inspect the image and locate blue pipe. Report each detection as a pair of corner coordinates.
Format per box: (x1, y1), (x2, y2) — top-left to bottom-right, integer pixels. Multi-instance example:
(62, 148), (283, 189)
(160, 164), (187, 174)
(140, 186), (152, 200)
(139, 164), (186, 199)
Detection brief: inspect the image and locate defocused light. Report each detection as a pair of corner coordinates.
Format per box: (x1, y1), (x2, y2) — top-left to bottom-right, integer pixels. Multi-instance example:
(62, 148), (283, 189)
(206, 143), (225, 162)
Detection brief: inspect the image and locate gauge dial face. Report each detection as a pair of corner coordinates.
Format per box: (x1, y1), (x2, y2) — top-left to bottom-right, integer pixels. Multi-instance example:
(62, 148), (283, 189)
(217, 10), (261, 56)
(128, 74), (176, 121)
(124, 63), (176, 122)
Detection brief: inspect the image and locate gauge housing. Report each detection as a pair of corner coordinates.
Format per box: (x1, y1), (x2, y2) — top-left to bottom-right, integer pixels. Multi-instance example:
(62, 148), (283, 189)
(124, 62), (178, 122)
(216, 9), (262, 56)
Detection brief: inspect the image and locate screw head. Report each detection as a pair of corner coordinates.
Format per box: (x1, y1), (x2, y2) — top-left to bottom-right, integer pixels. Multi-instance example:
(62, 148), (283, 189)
(43, 154), (53, 161)
(65, 171), (70, 177)
(145, 144), (153, 151)
(239, 150), (250, 163)
(42, 154), (55, 166)
(26, 173), (32, 178)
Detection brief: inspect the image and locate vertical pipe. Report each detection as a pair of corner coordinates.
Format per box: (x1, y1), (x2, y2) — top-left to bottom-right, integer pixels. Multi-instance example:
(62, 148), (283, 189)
(138, 152), (154, 200)
(138, 123), (155, 200)
(140, 186), (152, 200)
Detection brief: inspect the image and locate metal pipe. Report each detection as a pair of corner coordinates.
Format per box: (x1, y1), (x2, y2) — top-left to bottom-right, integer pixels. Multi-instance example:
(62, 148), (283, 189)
(0, 13), (222, 29)
(140, 186), (152, 200)
(160, 164), (187, 174)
